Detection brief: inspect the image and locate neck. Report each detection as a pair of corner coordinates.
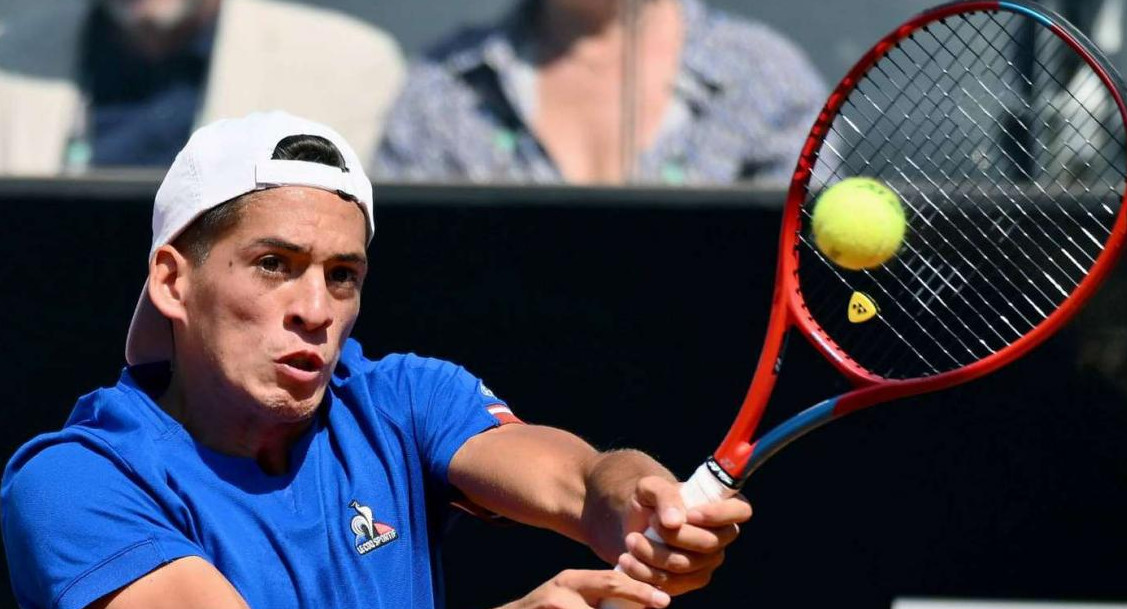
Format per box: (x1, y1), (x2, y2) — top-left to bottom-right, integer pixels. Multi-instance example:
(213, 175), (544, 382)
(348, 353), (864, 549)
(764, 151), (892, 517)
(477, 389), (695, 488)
(158, 366), (312, 476)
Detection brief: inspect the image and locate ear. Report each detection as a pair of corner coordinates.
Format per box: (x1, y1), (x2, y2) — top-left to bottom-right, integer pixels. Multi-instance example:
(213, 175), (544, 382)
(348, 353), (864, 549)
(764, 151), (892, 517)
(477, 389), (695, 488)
(147, 244), (192, 324)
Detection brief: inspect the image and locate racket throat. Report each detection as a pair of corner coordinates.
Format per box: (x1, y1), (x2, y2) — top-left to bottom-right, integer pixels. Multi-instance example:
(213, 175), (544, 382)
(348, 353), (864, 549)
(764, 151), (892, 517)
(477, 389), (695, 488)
(711, 328), (793, 487)
(704, 455), (745, 489)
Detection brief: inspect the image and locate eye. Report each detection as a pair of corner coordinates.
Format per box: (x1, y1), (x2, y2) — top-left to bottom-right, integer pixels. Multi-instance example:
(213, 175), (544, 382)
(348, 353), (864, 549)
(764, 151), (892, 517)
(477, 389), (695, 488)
(328, 266), (361, 287)
(256, 255), (288, 275)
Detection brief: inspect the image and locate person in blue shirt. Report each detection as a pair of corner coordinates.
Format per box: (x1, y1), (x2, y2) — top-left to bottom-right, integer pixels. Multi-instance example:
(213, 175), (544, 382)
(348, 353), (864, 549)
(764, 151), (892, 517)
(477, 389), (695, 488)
(1, 112), (750, 609)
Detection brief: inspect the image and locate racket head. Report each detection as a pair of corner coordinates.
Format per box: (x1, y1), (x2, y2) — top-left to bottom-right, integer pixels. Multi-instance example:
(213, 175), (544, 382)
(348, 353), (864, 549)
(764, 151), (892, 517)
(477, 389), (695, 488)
(789, 0), (1127, 385)
(715, 0), (1127, 485)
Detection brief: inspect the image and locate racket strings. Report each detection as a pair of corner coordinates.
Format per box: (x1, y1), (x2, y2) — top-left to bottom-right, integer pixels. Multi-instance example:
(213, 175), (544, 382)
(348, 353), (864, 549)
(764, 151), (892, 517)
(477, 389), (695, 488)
(869, 52), (1089, 311)
(918, 16), (1125, 282)
(845, 68), (1062, 320)
(889, 17), (1106, 266)
(815, 49), (1055, 367)
(1019, 24), (1127, 182)
(797, 7), (1127, 380)
(796, 233), (955, 373)
(814, 74), (1031, 365)
(876, 17), (1121, 366)
(870, 23), (1117, 351)
(949, 16), (1123, 231)
(842, 30), (1071, 310)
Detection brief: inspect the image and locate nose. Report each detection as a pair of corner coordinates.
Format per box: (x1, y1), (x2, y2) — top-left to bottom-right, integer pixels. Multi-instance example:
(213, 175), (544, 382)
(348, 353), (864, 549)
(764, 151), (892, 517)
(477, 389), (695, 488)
(286, 270), (332, 333)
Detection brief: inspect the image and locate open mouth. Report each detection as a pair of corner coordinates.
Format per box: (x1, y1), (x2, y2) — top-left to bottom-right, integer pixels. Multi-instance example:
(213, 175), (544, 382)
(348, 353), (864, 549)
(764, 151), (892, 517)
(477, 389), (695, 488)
(279, 352), (324, 373)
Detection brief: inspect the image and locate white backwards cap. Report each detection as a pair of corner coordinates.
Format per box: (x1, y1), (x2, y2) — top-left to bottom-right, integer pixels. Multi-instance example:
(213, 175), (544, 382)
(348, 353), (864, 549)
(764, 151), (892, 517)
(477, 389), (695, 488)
(125, 111), (375, 366)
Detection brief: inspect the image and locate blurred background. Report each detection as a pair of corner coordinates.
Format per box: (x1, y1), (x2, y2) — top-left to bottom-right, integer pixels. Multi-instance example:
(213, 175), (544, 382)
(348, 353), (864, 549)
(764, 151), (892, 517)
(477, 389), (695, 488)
(0, 0), (942, 91)
(2, 1), (1127, 608)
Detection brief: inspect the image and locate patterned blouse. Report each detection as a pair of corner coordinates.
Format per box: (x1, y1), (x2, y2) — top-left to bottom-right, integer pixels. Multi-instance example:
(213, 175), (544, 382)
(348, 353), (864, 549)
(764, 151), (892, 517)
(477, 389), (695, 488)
(374, 0), (828, 186)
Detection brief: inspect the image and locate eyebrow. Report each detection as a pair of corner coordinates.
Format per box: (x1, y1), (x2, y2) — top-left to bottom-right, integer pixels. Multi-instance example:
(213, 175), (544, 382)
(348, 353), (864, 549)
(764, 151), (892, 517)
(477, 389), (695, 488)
(249, 238), (368, 265)
(252, 237), (306, 253)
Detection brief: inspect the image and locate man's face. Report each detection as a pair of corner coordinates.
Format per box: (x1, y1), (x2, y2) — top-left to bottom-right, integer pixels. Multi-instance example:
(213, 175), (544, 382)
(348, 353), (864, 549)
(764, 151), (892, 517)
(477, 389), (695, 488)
(178, 187), (368, 423)
(103, 0), (205, 32)
(547, 0), (625, 20)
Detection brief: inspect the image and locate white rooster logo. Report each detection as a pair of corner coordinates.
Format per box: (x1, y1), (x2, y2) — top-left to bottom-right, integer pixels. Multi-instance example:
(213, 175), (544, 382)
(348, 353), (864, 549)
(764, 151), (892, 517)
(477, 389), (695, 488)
(349, 500), (375, 540)
(347, 499), (398, 555)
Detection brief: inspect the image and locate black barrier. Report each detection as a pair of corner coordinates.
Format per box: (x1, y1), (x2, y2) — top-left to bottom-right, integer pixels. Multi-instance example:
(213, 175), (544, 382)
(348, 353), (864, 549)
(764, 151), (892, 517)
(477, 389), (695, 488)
(2, 178), (1126, 609)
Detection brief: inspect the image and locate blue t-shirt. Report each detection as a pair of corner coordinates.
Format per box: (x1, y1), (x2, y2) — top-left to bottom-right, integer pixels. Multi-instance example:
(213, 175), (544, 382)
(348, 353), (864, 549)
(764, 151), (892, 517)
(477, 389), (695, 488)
(1, 339), (515, 609)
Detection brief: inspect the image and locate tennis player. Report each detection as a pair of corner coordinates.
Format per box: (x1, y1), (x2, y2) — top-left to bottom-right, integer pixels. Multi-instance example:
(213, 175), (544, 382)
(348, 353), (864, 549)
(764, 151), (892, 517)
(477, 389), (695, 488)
(1, 112), (750, 609)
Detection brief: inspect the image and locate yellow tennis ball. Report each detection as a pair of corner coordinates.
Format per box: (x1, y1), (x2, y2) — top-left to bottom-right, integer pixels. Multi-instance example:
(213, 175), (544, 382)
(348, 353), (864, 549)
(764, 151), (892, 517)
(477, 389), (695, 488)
(811, 177), (906, 270)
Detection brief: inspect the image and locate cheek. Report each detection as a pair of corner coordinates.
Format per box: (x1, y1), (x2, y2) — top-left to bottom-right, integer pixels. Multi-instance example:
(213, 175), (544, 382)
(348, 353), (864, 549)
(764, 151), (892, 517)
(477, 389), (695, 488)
(331, 298), (362, 343)
(191, 272), (274, 345)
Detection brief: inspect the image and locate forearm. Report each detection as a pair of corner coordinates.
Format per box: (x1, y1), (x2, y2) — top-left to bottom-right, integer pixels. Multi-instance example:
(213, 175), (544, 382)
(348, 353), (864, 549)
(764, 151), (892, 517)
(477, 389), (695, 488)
(448, 426), (674, 560)
(449, 425), (597, 539)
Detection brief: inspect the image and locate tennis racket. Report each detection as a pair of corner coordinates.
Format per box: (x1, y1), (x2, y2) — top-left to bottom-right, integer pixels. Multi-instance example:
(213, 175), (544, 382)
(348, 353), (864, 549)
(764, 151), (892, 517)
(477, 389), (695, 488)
(606, 2), (1127, 606)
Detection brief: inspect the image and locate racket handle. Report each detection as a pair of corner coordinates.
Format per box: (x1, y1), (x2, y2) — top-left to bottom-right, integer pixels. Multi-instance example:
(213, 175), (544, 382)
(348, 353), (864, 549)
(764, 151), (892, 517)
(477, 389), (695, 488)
(599, 463), (737, 609)
(678, 461), (739, 507)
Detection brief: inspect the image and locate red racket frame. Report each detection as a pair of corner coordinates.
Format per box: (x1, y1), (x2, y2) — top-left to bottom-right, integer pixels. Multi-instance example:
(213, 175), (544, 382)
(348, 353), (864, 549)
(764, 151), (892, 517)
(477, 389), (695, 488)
(711, 0), (1127, 485)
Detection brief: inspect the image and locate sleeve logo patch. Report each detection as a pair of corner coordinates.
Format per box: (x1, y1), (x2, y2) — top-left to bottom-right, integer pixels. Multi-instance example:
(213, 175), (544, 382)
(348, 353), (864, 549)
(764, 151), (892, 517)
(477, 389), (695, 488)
(479, 382), (497, 398)
(487, 404), (514, 417)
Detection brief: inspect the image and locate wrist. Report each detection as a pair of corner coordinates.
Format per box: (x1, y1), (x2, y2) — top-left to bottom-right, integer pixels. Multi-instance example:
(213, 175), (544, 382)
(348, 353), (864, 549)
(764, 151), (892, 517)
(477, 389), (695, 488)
(580, 449), (675, 561)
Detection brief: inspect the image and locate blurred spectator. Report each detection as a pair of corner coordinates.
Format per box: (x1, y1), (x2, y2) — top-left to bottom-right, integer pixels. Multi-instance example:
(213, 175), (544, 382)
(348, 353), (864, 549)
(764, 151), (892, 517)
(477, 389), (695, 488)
(0, 0), (404, 175)
(375, 0), (826, 186)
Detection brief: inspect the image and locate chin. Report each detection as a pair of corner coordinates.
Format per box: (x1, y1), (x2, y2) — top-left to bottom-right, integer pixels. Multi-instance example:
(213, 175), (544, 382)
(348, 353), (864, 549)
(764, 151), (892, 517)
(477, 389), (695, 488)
(258, 389), (325, 423)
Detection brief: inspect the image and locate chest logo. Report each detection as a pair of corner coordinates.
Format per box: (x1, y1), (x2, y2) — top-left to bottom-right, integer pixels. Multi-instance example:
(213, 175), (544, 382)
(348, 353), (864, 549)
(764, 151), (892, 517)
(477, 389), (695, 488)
(348, 500), (399, 555)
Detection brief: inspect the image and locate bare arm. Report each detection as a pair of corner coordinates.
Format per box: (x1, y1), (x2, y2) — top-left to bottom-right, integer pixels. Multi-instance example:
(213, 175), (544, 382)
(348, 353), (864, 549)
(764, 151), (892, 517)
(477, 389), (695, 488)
(448, 424), (751, 596)
(88, 557), (250, 609)
(448, 424), (674, 560)
(497, 569), (670, 609)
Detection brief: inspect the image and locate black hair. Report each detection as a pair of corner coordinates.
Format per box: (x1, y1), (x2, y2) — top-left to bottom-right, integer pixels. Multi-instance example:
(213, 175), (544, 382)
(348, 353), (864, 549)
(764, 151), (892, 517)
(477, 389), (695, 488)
(270, 134), (348, 169)
(171, 134), (351, 265)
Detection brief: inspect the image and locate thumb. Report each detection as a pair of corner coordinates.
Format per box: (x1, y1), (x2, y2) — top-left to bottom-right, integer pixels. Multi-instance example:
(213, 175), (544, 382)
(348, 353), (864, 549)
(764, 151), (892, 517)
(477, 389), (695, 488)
(635, 476), (686, 529)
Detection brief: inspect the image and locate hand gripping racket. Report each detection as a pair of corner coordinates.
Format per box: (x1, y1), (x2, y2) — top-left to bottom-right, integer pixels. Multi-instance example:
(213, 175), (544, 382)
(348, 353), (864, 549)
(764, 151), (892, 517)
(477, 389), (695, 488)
(605, 2), (1127, 607)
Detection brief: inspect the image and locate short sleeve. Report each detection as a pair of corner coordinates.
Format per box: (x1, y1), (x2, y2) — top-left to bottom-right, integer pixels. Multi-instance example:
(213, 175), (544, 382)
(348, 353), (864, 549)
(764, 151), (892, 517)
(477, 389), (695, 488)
(2, 440), (203, 609)
(404, 357), (520, 486)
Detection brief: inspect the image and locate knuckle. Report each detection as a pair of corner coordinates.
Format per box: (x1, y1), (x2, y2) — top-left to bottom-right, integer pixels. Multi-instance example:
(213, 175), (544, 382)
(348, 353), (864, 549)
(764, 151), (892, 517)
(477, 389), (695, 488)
(605, 578), (626, 595)
(628, 561), (652, 583)
(620, 561), (641, 581)
(553, 569), (579, 587)
(740, 501), (754, 519)
(666, 554), (694, 574)
(704, 530), (726, 550)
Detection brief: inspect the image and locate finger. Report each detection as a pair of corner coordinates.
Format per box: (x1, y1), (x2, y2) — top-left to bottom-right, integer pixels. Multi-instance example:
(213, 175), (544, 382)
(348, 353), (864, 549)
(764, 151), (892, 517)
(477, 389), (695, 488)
(685, 496), (753, 527)
(616, 553), (715, 597)
(616, 552), (671, 589)
(634, 476), (685, 528)
(625, 532), (724, 575)
(643, 520), (741, 553)
(555, 569), (672, 608)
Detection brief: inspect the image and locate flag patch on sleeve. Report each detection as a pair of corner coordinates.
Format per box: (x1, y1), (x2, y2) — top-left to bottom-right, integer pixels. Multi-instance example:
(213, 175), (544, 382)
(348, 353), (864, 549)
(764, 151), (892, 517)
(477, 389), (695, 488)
(486, 404), (521, 425)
